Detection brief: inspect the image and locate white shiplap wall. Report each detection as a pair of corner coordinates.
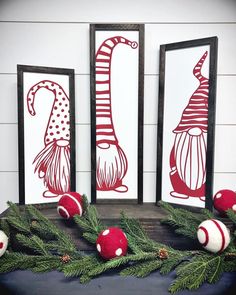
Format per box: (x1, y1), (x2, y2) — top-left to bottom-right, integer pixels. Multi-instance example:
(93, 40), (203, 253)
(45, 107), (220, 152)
(0, 0), (236, 213)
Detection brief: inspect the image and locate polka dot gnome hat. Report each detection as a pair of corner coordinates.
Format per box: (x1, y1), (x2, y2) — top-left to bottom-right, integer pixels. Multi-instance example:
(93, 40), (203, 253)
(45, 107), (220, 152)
(27, 80), (70, 145)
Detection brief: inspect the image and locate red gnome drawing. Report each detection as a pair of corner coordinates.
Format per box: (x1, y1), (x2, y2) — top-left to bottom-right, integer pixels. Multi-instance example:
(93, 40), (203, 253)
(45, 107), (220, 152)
(27, 80), (70, 198)
(95, 36), (138, 193)
(169, 51), (209, 201)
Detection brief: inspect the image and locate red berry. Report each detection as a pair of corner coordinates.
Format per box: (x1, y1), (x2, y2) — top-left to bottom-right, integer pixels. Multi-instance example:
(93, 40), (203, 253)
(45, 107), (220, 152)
(96, 227), (128, 260)
(57, 192), (83, 219)
(213, 189), (236, 215)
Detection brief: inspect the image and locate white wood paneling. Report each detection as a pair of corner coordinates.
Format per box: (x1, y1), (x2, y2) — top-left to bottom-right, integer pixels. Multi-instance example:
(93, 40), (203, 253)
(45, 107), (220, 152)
(75, 75), (90, 124)
(0, 172), (19, 212)
(0, 23), (89, 74)
(214, 125), (236, 172)
(144, 75), (158, 125)
(76, 124), (91, 172)
(145, 24), (236, 75)
(0, 1), (236, 212)
(1, 23), (236, 75)
(0, 75), (17, 123)
(76, 171), (91, 202)
(0, 0), (235, 23)
(213, 173), (236, 195)
(216, 76), (236, 125)
(143, 124), (157, 172)
(143, 172), (156, 203)
(0, 124), (18, 171)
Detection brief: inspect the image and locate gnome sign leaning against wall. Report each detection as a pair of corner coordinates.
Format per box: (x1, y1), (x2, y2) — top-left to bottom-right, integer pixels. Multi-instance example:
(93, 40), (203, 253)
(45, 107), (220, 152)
(169, 51), (209, 201)
(26, 80), (71, 199)
(95, 35), (138, 195)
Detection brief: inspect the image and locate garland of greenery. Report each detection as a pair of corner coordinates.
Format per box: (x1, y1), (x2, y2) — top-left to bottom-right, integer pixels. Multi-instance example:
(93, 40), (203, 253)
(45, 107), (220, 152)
(0, 196), (236, 294)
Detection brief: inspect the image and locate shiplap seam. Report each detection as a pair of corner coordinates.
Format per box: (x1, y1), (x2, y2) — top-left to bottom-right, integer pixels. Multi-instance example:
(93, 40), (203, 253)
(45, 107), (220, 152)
(0, 21), (236, 25)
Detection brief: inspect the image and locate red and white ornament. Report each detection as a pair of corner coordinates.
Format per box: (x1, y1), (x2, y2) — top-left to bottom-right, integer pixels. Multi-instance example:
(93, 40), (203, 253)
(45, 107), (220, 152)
(0, 230), (8, 257)
(96, 227), (128, 260)
(57, 192), (83, 219)
(213, 189), (236, 215)
(197, 219), (230, 253)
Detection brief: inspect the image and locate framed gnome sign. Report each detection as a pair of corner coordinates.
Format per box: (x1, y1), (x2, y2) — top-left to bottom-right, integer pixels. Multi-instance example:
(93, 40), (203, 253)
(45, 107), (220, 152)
(90, 24), (144, 204)
(17, 65), (76, 205)
(156, 37), (218, 210)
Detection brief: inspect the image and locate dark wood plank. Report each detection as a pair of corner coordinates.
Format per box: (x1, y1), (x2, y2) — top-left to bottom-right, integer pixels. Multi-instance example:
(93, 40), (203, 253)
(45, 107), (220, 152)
(1, 203), (233, 251)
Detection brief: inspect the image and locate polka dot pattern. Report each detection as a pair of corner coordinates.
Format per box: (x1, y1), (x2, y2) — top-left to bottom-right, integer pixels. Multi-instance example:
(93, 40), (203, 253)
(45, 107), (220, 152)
(115, 248), (122, 256)
(97, 244), (101, 252)
(26, 80), (70, 144)
(102, 229), (110, 236)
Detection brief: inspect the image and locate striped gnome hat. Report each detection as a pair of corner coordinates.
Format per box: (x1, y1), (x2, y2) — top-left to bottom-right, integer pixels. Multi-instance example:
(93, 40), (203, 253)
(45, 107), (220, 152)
(95, 36), (138, 146)
(173, 51), (209, 134)
(27, 80), (70, 144)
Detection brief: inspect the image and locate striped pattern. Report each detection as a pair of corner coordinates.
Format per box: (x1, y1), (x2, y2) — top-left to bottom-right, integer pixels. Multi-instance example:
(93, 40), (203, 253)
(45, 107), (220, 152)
(197, 219), (230, 253)
(95, 36), (138, 145)
(174, 51), (209, 133)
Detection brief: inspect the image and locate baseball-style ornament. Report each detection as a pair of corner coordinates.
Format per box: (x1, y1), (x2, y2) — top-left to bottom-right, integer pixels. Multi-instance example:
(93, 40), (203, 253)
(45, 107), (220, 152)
(57, 192), (83, 219)
(197, 219), (230, 253)
(0, 230), (8, 257)
(213, 189), (236, 215)
(96, 227), (128, 260)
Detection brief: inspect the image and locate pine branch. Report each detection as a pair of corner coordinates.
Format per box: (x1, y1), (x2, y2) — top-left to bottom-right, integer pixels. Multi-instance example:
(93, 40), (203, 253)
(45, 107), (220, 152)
(226, 209), (236, 237)
(120, 212), (162, 252)
(16, 234), (50, 256)
(159, 201), (202, 240)
(160, 250), (192, 275)
(226, 209), (236, 225)
(81, 194), (89, 213)
(6, 202), (31, 234)
(120, 259), (163, 277)
(74, 205), (105, 239)
(0, 219), (10, 237)
(223, 259), (236, 272)
(169, 254), (224, 294)
(26, 205), (77, 254)
(31, 256), (63, 273)
(80, 252), (157, 282)
(0, 252), (41, 273)
(82, 232), (98, 244)
(63, 255), (101, 277)
(200, 208), (214, 219)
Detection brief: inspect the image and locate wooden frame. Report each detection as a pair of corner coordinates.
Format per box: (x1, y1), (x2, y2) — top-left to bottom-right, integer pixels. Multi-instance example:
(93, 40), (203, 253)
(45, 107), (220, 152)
(17, 65), (76, 205)
(90, 24), (144, 204)
(156, 37), (218, 210)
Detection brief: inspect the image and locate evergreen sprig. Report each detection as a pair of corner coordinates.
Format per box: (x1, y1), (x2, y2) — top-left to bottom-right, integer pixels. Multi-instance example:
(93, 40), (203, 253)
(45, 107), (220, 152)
(74, 204), (105, 244)
(159, 201), (214, 240)
(0, 197), (235, 294)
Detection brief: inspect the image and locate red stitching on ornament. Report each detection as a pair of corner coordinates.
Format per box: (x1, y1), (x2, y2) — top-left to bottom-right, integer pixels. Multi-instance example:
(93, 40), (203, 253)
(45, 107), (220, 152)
(198, 226), (209, 246)
(211, 219), (225, 253)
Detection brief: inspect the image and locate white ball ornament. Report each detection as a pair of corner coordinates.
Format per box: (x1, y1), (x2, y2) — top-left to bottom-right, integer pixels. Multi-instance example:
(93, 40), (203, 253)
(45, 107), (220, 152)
(0, 230), (8, 257)
(197, 219), (230, 253)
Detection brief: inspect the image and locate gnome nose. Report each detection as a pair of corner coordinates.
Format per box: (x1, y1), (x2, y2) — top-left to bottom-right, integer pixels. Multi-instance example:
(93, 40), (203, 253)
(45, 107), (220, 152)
(56, 139), (70, 147)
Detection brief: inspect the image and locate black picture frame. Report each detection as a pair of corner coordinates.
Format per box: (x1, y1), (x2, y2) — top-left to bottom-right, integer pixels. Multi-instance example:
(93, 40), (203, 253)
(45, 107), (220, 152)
(90, 24), (144, 204)
(17, 65), (76, 205)
(156, 37), (218, 210)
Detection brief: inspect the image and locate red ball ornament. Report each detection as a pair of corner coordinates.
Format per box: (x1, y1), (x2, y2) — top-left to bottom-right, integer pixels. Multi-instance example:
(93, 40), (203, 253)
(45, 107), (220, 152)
(57, 192), (83, 219)
(96, 227), (128, 260)
(213, 189), (236, 215)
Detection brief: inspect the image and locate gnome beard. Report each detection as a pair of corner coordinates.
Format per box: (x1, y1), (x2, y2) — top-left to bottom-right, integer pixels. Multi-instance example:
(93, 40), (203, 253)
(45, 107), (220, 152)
(170, 128), (207, 200)
(33, 139), (70, 198)
(96, 142), (128, 193)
